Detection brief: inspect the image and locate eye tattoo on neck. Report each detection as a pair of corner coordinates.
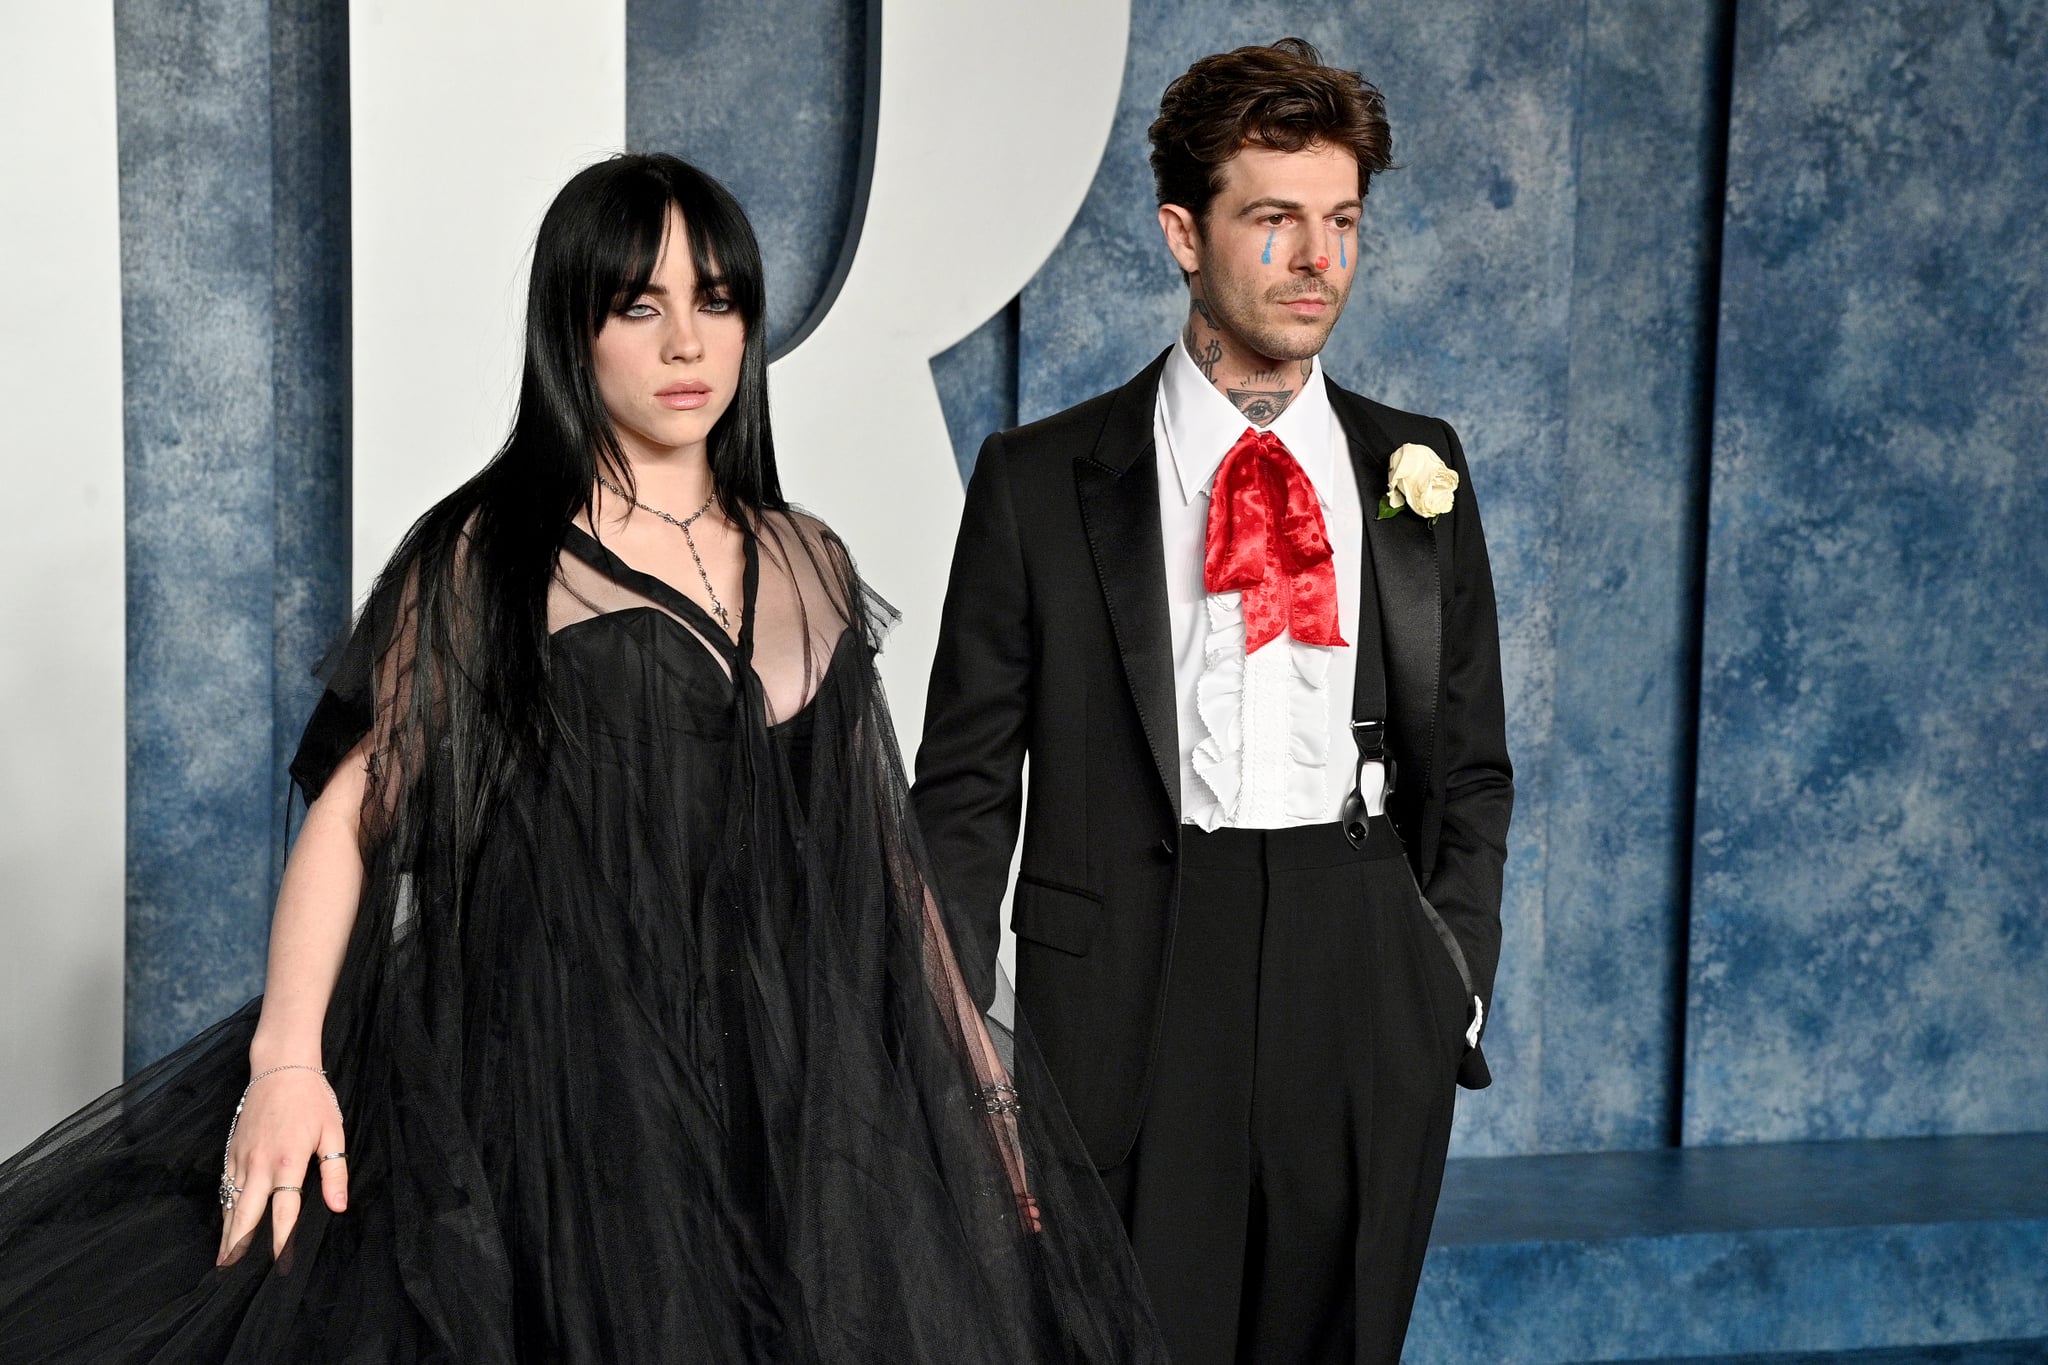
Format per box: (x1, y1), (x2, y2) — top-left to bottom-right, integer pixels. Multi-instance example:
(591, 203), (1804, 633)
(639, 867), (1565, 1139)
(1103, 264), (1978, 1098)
(1231, 357), (1303, 425)
(1229, 388), (1294, 425)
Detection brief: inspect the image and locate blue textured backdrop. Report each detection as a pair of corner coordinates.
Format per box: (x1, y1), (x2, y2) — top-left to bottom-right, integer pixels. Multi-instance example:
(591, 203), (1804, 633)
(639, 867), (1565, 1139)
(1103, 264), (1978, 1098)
(108, 1), (2048, 1183)
(627, 0), (867, 353)
(1543, 0), (1728, 1152)
(1685, 0), (2048, 1144)
(1413, 1217), (2048, 1361)
(117, 0), (350, 1072)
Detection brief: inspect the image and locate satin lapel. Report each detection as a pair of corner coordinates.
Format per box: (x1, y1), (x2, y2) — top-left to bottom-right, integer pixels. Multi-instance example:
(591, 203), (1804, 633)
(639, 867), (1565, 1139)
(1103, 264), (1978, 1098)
(1333, 388), (1442, 794)
(1075, 349), (1180, 820)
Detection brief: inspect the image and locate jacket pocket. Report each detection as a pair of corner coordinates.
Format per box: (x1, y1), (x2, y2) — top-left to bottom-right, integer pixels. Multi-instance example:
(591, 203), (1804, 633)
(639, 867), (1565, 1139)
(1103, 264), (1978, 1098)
(1409, 876), (1478, 1049)
(1414, 890), (1475, 1002)
(1010, 876), (1101, 957)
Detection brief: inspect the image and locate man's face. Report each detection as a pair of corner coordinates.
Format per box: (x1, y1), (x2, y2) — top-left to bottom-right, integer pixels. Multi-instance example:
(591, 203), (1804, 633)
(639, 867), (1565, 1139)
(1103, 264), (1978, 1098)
(1164, 141), (1362, 361)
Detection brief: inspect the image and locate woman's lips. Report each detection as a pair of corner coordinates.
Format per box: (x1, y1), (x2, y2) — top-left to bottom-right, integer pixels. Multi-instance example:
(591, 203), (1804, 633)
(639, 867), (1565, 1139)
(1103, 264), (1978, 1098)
(656, 383), (711, 410)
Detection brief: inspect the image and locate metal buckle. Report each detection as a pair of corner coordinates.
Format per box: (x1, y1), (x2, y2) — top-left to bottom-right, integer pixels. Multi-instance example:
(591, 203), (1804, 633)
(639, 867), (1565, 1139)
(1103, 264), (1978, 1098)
(1340, 788), (1370, 847)
(1351, 718), (1387, 762)
(1343, 720), (1394, 848)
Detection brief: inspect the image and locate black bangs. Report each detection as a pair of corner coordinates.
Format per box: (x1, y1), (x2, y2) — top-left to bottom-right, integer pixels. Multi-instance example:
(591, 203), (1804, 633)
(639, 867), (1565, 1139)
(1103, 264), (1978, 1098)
(597, 194), (668, 327)
(588, 157), (768, 335)
(668, 164), (768, 333)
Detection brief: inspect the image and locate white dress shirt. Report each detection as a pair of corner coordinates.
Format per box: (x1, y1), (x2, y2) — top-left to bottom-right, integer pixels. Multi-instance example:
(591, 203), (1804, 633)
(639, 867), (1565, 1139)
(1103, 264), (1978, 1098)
(1154, 338), (1387, 831)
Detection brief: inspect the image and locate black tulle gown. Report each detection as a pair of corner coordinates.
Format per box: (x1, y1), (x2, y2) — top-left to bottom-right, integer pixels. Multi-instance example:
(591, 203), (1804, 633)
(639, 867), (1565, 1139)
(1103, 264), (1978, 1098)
(0, 511), (1164, 1362)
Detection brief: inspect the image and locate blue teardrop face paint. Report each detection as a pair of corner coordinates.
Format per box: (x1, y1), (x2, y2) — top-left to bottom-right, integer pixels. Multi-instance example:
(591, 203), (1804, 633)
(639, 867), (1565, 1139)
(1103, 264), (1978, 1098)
(1339, 231), (1348, 270)
(1261, 227), (1275, 265)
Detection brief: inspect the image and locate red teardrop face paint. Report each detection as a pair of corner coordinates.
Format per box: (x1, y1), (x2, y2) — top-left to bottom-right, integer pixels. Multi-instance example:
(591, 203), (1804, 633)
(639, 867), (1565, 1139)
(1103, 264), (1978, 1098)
(1315, 255), (1330, 271)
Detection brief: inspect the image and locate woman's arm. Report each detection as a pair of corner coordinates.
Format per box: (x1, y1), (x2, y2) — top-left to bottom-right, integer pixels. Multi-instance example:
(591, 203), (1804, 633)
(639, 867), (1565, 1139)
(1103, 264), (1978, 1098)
(919, 885), (1040, 1231)
(217, 739), (369, 1265)
(806, 509), (1041, 1232)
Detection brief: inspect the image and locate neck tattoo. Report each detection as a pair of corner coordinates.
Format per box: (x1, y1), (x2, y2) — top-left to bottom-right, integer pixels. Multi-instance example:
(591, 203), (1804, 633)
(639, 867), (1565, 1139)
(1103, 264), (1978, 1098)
(597, 474), (734, 635)
(1183, 297), (1224, 383)
(1183, 294), (1309, 427)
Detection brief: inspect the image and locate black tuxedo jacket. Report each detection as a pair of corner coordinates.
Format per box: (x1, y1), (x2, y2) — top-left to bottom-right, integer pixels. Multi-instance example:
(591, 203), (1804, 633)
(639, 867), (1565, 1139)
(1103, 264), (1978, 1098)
(910, 350), (1514, 1170)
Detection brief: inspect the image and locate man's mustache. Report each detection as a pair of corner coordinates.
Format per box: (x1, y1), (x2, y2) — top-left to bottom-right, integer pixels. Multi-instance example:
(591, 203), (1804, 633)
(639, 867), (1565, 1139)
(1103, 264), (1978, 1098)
(1268, 282), (1340, 304)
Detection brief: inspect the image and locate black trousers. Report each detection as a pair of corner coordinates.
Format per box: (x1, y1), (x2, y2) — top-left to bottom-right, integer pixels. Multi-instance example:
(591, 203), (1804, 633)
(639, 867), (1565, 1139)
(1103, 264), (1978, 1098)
(1102, 818), (1467, 1365)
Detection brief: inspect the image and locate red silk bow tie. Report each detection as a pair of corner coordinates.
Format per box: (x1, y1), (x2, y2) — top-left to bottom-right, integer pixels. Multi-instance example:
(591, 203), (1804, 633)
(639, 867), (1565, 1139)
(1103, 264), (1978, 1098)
(1203, 426), (1347, 653)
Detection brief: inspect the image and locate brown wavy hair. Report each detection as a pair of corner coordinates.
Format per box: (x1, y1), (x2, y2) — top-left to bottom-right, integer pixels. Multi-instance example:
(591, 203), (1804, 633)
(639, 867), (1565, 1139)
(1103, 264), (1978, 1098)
(1149, 37), (1395, 225)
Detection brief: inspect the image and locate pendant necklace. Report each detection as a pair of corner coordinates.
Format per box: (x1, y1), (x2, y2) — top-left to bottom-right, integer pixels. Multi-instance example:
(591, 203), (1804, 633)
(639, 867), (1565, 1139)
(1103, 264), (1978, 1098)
(597, 474), (734, 635)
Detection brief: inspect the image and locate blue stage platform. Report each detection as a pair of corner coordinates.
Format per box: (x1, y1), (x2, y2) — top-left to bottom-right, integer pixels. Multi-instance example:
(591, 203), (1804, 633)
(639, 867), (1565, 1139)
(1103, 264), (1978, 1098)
(1613, 1342), (2048, 1364)
(1405, 1134), (2048, 1362)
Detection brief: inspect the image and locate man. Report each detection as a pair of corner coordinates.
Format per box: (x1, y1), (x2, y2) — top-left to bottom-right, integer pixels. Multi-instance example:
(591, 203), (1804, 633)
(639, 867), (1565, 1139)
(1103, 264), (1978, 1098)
(911, 38), (1512, 1364)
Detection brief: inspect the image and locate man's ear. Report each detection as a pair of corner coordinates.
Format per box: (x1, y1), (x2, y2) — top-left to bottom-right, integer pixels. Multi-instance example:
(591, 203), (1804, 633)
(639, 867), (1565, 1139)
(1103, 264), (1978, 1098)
(1158, 203), (1203, 277)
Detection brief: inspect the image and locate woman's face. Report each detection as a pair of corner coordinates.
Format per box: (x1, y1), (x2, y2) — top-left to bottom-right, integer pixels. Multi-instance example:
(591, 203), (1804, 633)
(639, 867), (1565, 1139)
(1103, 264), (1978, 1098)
(591, 204), (747, 465)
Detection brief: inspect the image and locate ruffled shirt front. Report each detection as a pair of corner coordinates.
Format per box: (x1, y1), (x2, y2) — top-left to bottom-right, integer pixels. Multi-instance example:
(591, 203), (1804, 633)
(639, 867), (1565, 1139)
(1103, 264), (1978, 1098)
(1154, 339), (1384, 831)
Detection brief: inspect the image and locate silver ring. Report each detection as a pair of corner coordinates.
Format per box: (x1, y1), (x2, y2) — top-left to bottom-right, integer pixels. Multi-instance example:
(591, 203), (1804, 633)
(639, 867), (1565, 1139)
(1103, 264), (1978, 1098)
(270, 1184), (304, 1196)
(218, 1175), (242, 1209)
(319, 1151), (347, 1163)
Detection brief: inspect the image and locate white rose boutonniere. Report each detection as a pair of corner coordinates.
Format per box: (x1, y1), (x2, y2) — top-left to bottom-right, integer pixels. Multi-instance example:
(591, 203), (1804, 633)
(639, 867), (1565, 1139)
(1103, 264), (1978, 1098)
(1379, 442), (1459, 522)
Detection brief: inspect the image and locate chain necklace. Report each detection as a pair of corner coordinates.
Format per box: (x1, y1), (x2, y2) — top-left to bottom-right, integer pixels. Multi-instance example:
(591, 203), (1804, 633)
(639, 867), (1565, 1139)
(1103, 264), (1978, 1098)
(597, 474), (734, 635)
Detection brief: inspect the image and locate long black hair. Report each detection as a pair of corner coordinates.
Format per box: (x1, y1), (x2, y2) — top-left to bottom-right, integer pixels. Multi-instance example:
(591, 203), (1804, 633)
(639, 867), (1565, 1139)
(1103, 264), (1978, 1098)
(334, 154), (782, 849)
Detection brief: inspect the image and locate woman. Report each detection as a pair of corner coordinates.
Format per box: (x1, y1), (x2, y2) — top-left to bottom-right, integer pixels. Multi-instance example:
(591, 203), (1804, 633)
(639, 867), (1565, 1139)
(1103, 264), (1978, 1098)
(0, 154), (1163, 1362)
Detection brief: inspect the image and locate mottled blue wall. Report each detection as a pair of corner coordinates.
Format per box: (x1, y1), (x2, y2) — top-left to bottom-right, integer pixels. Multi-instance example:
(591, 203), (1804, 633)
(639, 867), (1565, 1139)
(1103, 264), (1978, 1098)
(268, 4), (352, 891)
(117, 0), (350, 1071)
(931, 303), (1019, 484)
(1542, 1), (1728, 1151)
(1685, 0), (2048, 1144)
(627, 0), (868, 352)
(114, 2), (2048, 1170)
(1413, 1217), (2048, 1362)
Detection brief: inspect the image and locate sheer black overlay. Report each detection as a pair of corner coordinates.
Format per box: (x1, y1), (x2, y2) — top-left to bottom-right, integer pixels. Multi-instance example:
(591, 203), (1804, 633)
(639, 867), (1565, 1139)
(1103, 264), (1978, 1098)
(0, 510), (1163, 1362)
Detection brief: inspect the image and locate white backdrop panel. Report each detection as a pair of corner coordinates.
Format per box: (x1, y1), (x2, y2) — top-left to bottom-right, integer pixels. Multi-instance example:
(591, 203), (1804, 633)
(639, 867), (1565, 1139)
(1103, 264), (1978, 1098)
(350, 0), (627, 597)
(0, 5), (127, 1156)
(770, 0), (1129, 747)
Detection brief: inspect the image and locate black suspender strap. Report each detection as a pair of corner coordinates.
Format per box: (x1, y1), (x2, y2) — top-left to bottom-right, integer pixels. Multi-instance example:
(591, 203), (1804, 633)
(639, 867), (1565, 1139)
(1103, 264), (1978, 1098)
(1343, 494), (1481, 1045)
(1341, 534), (1394, 848)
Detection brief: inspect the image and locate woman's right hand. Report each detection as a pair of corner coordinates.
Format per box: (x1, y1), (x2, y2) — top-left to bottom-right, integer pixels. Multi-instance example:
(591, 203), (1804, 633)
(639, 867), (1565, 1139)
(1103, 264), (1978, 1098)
(216, 1066), (348, 1266)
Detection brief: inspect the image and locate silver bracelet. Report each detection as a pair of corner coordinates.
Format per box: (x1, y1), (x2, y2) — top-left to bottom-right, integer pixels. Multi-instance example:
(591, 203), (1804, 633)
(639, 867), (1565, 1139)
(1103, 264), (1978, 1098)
(219, 1065), (339, 1210)
(974, 1083), (1023, 1116)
